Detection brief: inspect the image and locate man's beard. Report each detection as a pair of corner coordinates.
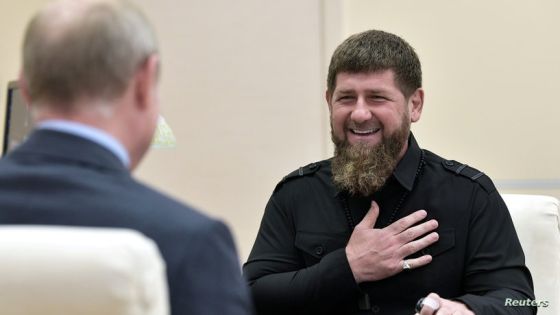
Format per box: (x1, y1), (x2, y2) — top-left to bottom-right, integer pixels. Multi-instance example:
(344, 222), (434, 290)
(331, 117), (410, 197)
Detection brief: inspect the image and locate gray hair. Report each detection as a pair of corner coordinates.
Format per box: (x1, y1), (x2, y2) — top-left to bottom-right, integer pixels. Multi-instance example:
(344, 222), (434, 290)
(22, 0), (158, 105)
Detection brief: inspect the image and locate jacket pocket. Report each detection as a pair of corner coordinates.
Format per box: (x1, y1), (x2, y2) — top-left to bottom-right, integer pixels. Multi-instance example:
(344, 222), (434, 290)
(421, 228), (455, 257)
(294, 231), (347, 266)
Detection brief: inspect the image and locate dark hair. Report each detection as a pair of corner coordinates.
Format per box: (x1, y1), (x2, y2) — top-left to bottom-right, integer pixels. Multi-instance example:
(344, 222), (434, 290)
(327, 30), (422, 97)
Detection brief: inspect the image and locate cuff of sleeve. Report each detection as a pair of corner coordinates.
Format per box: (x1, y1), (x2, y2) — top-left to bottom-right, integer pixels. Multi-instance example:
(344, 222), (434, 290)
(453, 294), (480, 314)
(317, 248), (362, 298)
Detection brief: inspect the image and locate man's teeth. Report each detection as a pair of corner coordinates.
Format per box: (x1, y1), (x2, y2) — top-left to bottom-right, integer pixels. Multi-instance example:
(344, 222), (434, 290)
(351, 128), (379, 135)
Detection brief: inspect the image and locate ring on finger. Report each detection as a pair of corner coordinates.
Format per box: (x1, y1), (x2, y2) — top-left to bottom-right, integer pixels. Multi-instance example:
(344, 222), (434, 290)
(415, 297), (440, 314)
(402, 260), (412, 270)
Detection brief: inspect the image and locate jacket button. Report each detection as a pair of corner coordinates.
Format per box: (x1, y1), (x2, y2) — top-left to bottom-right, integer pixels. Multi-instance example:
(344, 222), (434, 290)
(445, 160), (454, 166)
(372, 305), (380, 313)
(314, 246), (324, 256)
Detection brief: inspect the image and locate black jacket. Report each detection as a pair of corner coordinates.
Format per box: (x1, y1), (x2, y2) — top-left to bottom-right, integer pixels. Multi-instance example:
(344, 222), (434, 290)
(244, 134), (535, 315)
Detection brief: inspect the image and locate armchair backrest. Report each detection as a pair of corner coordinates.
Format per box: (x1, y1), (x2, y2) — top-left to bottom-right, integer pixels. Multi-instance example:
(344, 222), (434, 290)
(502, 194), (560, 315)
(0, 226), (169, 315)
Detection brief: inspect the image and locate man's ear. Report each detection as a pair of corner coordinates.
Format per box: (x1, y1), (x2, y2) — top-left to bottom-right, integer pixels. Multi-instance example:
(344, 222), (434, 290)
(325, 90), (333, 114)
(133, 54), (159, 111)
(408, 88), (424, 122)
(18, 72), (32, 106)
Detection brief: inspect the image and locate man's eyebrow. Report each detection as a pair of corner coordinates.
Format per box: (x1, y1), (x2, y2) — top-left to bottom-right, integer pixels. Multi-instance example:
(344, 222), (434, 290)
(364, 89), (390, 94)
(335, 88), (389, 94)
(334, 89), (355, 94)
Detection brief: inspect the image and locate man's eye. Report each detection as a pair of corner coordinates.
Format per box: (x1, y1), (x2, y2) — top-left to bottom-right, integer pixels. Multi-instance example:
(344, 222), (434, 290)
(337, 96), (353, 101)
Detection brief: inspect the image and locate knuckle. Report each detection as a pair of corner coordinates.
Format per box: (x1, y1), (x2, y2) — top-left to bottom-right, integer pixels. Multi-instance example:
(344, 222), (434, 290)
(403, 245), (415, 254)
(403, 229), (414, 241)
(421, 222), (435, 233)
(427, 292), (440, 299)
(397, 219), (409, 231)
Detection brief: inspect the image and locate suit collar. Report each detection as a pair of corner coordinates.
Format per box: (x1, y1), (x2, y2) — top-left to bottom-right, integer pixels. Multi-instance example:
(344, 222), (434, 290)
(10, 129), (129, 174)
(37, 120), (130, 168)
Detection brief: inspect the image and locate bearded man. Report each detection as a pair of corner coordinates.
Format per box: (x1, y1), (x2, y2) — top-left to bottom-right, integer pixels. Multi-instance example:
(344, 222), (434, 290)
(243, 30), (535, 315)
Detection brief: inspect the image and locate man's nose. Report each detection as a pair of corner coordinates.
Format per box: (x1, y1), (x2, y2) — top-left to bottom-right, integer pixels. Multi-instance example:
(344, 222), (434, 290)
(350, 98), (372, 123)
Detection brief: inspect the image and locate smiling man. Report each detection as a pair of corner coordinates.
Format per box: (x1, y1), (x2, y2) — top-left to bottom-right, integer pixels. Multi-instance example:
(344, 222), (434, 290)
(244, 30), (535, 315)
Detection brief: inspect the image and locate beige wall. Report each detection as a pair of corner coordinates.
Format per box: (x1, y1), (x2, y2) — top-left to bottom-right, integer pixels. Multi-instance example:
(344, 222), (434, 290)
(335, 0), (560, 199)
(132, 0), (327, 259)
(1, 1), (558, 261)
(0, 0), (51, 132)
(0, 0), (327, 260)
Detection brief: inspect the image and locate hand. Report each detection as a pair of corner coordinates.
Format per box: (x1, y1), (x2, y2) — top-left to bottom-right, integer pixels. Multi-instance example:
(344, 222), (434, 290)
(345, 201), (439, 283)
(417, 293), (474, 315)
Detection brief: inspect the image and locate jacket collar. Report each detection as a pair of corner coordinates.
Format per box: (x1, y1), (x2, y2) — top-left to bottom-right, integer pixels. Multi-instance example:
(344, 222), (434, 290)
(392, 133), (422, 192)
(9, 129), (129, 174)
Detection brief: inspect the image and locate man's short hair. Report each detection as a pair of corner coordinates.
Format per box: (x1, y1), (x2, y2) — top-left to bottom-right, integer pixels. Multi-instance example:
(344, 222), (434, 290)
(327, 30), (422, 98)
(23, 0), (158, 105)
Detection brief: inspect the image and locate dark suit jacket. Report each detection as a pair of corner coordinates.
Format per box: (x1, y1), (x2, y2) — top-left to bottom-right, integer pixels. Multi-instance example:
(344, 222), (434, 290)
(0, 129), (252, 315)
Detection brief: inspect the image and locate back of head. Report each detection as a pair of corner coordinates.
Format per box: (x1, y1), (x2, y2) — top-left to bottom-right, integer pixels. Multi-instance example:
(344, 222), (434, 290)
(22, 0), (158, 107)
(327, 30), (422, 97)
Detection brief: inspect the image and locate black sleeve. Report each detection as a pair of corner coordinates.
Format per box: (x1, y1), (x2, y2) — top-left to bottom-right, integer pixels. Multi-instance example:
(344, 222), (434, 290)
(454, 190), (536, 315)
(243, 194), (362, 314)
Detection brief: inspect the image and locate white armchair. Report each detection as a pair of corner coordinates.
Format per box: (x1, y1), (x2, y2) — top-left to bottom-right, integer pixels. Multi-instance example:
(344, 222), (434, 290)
(0, 226), (169, 315)
(503, 194), (560, 315)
